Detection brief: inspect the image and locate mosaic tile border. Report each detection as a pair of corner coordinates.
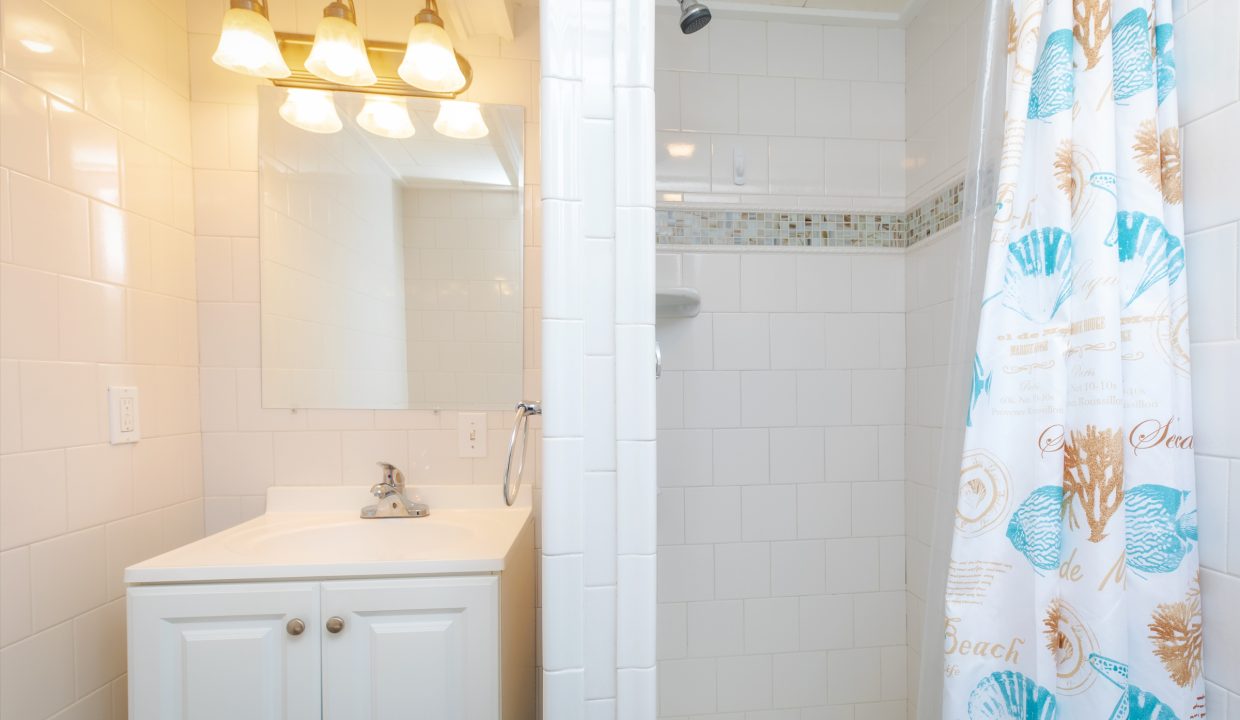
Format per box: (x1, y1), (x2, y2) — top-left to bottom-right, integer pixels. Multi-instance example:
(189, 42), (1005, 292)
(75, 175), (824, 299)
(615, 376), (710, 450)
(656, 180), (965, 249)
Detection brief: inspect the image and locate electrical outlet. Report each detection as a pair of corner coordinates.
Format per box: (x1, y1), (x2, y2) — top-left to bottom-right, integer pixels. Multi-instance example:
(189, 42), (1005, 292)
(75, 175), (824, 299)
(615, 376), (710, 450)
(108, 386), (141, 444)
(458, 412), (487, 458)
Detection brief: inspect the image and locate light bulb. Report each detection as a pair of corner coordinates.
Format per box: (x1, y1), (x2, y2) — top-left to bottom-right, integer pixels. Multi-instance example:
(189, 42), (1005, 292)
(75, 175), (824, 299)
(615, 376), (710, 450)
(398, 9), (466, 93)
(357, 96), (415, 139)
(433, 100), (488, 140)
(212, 5), (291, 79)
(279, 89), (343, 134)
(304, 7), (377, 86)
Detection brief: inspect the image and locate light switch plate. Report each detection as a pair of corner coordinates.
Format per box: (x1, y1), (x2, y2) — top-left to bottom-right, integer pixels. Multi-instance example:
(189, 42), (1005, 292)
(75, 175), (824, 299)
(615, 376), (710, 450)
(108, 386), (140, 444)
(458, 412), (487, 458)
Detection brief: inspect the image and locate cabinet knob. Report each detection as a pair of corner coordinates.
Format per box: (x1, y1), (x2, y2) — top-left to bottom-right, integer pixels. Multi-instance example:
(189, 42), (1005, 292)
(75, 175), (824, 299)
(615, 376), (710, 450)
(286, 618), (305, 636)
(326, 616), (345, 634)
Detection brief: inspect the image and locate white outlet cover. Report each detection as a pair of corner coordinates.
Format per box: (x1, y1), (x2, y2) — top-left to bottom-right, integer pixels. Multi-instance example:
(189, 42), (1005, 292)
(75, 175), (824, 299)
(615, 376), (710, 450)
(108, 386), (141, 444)
(458, 412), (487, 458)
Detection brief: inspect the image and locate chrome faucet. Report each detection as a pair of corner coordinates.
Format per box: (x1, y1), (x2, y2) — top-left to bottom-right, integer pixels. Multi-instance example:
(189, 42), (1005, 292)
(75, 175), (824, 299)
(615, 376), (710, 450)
(361, 462), (429, 519)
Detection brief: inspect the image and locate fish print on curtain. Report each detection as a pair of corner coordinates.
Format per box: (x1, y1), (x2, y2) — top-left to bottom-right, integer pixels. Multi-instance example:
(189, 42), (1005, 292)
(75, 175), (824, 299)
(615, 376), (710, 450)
(943, 0), (1203, 717)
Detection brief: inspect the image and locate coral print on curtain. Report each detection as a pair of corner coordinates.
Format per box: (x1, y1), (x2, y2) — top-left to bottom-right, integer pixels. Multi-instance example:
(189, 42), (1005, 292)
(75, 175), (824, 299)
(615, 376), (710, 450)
(944, 0), (1203, 716)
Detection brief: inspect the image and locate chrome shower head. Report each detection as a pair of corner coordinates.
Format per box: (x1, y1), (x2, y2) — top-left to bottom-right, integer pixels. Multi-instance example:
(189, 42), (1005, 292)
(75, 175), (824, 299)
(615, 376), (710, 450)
(678, 0), (711, 34)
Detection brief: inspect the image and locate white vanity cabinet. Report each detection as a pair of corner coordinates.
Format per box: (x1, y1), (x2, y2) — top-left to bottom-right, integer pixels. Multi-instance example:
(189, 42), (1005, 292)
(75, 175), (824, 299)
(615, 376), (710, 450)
(127, 582), (322, 719)
(130, 576), (508, 720)
(125, 486), (536, 720)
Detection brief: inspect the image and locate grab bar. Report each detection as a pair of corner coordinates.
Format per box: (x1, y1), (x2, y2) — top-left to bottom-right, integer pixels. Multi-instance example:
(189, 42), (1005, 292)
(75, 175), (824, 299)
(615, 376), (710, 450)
(503, 401), (541, 506)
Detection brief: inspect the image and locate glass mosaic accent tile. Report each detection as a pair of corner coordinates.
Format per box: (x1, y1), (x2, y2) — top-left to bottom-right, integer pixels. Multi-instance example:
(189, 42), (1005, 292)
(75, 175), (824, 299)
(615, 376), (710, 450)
(656, 180), (965, 249)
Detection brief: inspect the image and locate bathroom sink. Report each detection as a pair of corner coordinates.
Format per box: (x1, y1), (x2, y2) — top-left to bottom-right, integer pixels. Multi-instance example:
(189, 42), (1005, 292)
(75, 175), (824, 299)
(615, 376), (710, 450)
(125, 485), (532, 584)
(223, 516), (476, 559)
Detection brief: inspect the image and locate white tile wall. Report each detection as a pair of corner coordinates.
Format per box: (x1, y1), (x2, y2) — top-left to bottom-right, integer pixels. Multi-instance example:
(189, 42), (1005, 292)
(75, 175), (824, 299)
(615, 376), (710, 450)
(655, 10), (906, 210)
(540, 0), (658, 714)
(657, 248), (907, 719)
(1176, 0), (1240, 708)
(0, 0), (198, 717)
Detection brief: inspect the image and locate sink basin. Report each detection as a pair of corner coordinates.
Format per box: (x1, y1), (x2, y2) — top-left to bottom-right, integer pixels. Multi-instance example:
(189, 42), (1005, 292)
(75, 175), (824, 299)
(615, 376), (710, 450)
(125, 485), (533, 584)
(224, 517), (475, 560)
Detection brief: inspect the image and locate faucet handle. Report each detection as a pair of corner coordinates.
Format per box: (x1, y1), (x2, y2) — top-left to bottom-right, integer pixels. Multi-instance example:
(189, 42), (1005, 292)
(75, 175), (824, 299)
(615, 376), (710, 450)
(376, 461), (405, 491)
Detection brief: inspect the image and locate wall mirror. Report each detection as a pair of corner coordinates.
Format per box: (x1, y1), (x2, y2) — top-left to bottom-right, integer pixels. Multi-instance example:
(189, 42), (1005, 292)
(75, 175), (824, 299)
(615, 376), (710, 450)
(256, 86), (524, 410)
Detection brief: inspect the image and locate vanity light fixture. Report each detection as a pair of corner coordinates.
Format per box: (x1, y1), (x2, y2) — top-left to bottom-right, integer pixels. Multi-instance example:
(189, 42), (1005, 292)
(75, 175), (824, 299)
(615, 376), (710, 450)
(304, 0), (377, 86)
(279, 88), (343, 134)
(398, 0), (467, 93)
(356, 96), (416, 139)
(433, 100), (488, 139)
(208, 0), (474, 100)
(211, 0), (291, 79)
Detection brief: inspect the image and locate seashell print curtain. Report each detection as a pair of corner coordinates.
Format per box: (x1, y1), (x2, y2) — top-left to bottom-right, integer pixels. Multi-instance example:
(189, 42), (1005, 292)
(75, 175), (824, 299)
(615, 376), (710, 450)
(941, 0), (1204, 716)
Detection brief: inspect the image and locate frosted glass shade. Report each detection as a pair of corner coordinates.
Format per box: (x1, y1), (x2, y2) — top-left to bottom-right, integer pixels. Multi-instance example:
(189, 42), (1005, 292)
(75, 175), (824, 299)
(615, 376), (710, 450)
(304, 16), (377, 86)
(433, 100), (488, 139)
(212, 7), (291, 79)
(279, 89), (343, 134)
(357, 96), (415, 139)
(398, 21), (466, 93)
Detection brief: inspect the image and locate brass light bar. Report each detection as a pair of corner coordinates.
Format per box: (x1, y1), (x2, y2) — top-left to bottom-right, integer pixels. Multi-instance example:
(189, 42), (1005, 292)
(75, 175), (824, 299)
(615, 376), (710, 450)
(272, 33), (473, 98)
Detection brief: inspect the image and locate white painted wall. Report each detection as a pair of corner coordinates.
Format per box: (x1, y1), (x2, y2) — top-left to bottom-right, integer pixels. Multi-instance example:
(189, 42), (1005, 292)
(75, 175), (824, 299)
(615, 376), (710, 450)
(0, 0), (200, 716)
(655, 248), (908, 718)
(655, 14), (907, 209)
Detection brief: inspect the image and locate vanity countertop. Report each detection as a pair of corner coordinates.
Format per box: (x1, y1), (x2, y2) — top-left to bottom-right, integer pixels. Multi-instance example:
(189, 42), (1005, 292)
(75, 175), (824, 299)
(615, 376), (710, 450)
(125, 485), (533, 585)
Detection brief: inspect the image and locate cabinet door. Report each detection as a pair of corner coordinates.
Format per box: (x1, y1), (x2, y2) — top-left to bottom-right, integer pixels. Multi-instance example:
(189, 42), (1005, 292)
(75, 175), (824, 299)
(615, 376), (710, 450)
(321, 576), (499, 720)
(127, 582), (321, 720)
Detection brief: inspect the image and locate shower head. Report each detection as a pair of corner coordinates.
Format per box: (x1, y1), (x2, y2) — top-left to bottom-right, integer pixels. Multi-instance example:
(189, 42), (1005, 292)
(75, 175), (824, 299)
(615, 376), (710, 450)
(678, 0), (711, 34)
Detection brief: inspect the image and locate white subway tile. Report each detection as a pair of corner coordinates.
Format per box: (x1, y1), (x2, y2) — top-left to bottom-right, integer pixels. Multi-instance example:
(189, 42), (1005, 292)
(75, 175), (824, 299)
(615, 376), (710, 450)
(740, 255), (797, 312)
(849, 82), (905, 141)
(825, 139), (880, 197)
(826, 426), (879, 482)
(797, 483), (852, 538)
(680, 73), (739, 134)
(823, 26), (878, 81)
(65, 444), (133, 530)
(793, 371), (853, 426)
(583, 0), (616, 118)
(658, 131), (712, 192)
(1186, 222), (1237, 342)
(542, 554), (585, 671)
(1, 265), (59, 360)
(542, 0), (584, 79)
(740, 370), (797, 427)
(658, 487), (685, 546)
(617, 554), (657, 669)
(770, 427), (826, 485)
(657, 602), (687, 659)
(799, 594), (853, 650)
(8, 173), (91, 279)
(742, 485), (797, 541)
(617, 440), (657, 554)
(584, 586), (618, 699)
(658, 544), (715, 602)
(713, 428), (770, 486)
(769, 137), (826, 195)
(686, 599), (743, 657)
(715, 541), (770, 599)
(29, 527), (106, 631)
(854, 591), (906, 647)
(770, 314), (826, 370)
(827, 537), (881, 593)
(713, 313), (770, 370)
(0, 623), (75, 719)
(739, 76), (796, 135)
(616, 87), (656, 207)
(585, 472), (619, 585)
(794, 78), (852, 138)
(658, 428), (713, 486)
(684, 486), (742, 544)
(717, 653), (773, 712)
(709, 19), (767, 75)
(768, 22), (824, 78)
(0, 548), (32, 646)
(18, 361), (99, 451)
(684, 371), (740, 428)
(828, 648), (882, 704)
(745, 596), (800, 654)
(1176, 0), (1240, 123)
(682, 253), (740, 311)
(658, 658), (717, 715)
(773, 651), (829, 707)
(614, 0), (654, 88)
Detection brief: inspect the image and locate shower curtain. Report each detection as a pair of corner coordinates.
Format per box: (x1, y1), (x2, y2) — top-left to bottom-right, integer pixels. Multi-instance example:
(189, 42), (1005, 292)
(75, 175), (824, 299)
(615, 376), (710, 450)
(940, 0), (1204, 716)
